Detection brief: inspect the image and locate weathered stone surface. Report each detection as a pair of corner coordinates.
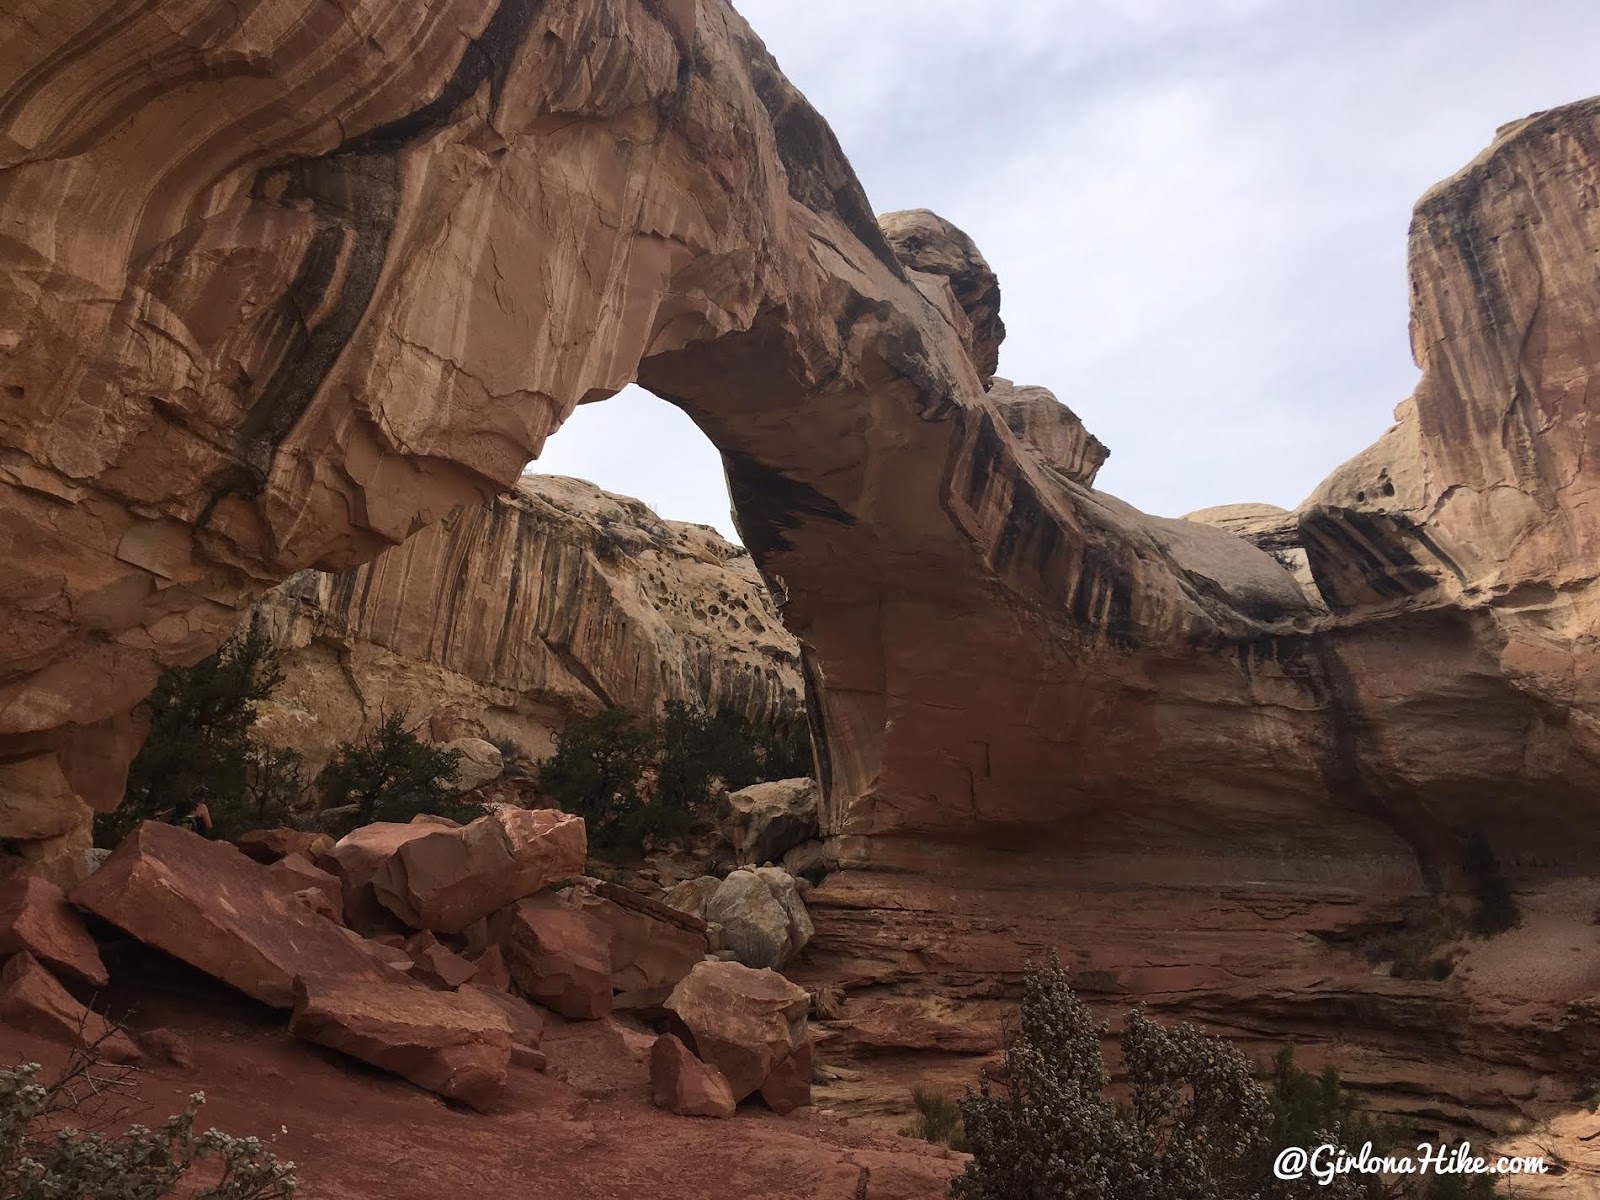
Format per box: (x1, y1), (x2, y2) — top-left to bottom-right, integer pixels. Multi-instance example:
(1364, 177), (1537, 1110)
(758, 1037), (813, 1116)
(238, 829), (336, 866)
(562, 880), (706, 998)
(254, 476), (803, 772)
(0, 868), (107, 987)
(663, 876), (722, 923)
(460, 982), (545, 1050)
(324, 822), (441, 932)
(265, 852), (345, 924)
(72, 822), (397, 1007)
(879, 209), (1005, 386)
(722, 779), (818, 867)
(649, 1032), (737, 1118)
(704, 868), (812, 970)
(501, 895), (612, 1021)
(0, 952), (140, 1062)
(290, 975), (510, 1112)
(469, 944), (512, 993)
(404, 932), (477, 990)
(781, 842), (831, 886)
(987, 378), (1108, 487)
(664, 960), (810, 1102)
(372, 809), (586, 934)
(440, 738), (503, 794)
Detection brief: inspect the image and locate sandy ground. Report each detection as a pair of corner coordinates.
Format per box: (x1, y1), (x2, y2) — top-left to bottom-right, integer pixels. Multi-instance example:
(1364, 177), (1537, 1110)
(0, 944), (960, 1200)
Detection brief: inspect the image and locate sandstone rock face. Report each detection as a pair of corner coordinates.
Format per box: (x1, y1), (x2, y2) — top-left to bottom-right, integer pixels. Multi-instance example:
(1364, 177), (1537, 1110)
(289, 976), (511, 1112)
(0, 868), (108, 987)
(649, 1032), (737, 1119)
(704, 868), (813, 971)
(371, 809), (586, 934)
(72, 822), (396, 1007)
(440, 738), (503, 794)
(0, 952), (140, 1062)
(665, 961), (811, 1103)
(722, 779), (819, 867)
(878, 209), (1005, 385)
(501, 895), (612, 1021)
(987, 378), (1108, 487)
(253, 475), (803, 772)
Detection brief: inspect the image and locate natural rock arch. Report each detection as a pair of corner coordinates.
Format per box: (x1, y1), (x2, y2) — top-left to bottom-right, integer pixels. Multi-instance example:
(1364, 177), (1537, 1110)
(3, 0), (1600, 890)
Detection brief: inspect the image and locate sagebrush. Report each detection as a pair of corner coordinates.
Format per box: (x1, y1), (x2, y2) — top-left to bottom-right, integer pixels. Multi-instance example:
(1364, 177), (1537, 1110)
(1, 1037), (296, 1200)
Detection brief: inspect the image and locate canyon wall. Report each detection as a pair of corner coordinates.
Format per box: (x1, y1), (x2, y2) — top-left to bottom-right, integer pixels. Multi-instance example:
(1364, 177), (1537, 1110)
(253, 473), (801, 770)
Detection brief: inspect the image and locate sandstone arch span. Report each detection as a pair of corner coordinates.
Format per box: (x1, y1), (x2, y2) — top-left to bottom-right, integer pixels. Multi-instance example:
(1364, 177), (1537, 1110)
(3, 0), (1600, 901)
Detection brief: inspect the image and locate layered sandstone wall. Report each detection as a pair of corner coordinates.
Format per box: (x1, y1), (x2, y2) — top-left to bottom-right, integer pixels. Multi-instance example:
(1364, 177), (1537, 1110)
(252, 473), (802, 770)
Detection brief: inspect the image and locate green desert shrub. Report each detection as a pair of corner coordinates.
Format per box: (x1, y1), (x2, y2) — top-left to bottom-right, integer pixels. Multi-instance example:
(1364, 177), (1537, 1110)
(315, 712), (467, 825)
(97, 614), (298, 848)
(953, 956), (1500, 1200)
(537, 703), (816, 851)
(536, 708), (657, 850)
(0, 1051), (295, 1200)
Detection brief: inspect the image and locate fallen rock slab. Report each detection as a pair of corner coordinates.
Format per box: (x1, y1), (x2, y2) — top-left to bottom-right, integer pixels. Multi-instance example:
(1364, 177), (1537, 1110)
(501, 895), (612, 1020)
(459, 982), (545, 1049)
(72, 822), (399, 1007)
(758, 1037), (814, 1115)
(266, 853), (345, 924)
(664, 960), (811, 1101)
(469, 944), (512, 992)
(373, 809), (586, 934)
(564, 880), (706, 998)
(0, 952), (140, 1062)
(405, 933), (477, 989)
(324, 822), (444, 931)
(289, 976), (511, 1112)
(0, 867), (108, 987)
(650, 1033), (736, 1118)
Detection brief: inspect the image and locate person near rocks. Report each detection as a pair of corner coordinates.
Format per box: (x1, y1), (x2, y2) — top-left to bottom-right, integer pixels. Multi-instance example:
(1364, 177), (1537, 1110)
(165, 791), (213, 837)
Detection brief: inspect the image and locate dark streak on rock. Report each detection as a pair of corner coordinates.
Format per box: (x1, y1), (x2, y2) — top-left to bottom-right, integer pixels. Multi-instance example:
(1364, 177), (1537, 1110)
(722, 450), (855, 559)
(199, 0), (548, 522)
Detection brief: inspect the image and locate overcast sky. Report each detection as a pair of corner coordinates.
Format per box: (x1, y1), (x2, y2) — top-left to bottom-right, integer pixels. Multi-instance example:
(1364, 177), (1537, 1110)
(529, 0), (1600, 541)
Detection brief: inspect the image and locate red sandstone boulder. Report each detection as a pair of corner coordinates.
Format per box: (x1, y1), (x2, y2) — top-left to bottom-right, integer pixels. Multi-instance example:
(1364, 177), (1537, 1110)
(237, 828), (335, 865)
(470, 944), (512, 992)
(500, 895), (612, 1020)
(758, 1036), (814, 1115)
(289, 976), (511, 1112)
(664, 960), (811, 1102)
(649, 1033), (736, 1118)
(324, 822), (443, 931)
(405, 932), (477, 989)
(0, 952), (140, 1062)
(0, 868), (107, 987)
(71, 822), (400, 1007)
(459, 982), (545, 1049)
(563, 880), (706, 1002)
(266, 852), (345, 924)
(372, 809), (586, 934)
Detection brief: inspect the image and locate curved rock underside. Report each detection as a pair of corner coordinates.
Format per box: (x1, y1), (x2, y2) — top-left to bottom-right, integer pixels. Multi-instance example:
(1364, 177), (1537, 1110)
(5, 0), (1600, 1131)
(254, 473), (801, 770)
